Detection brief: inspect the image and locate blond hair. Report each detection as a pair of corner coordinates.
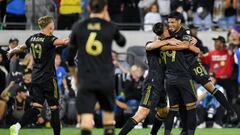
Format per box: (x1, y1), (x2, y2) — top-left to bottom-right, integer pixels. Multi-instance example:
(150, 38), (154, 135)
(38, 16), (54, 29)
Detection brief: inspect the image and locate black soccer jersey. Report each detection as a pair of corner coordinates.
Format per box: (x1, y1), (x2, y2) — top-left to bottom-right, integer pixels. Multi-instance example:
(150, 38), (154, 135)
(159, 36), (192, 83)
(69, 18), (125, 81)
(145, 41), (165, 88)
(170, 26), (198, 66)
(25, 33), (58, 83)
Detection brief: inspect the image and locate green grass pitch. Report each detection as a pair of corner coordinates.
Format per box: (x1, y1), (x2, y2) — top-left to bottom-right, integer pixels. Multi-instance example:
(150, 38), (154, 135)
(1, 128), (240, 135)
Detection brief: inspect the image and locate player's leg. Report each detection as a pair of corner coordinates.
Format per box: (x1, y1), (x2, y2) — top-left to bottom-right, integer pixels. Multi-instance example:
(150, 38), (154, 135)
(119, 106), (150, 135)
(102, 111), (115, 135)
(10, 83), (44, 135)
(179, 79), (197, 135)
(81, 113), (94, 135)
(150, 92), (168, 135)
(164, 84), (180, 135)
(164, 104), (179, 135)
(96, 81), (116, 135)
(204, 82), (234, 112)
(150, 106), (168, 135)
(185, 102), (197, 135)
(191, 61), (237, 121)
(45, 79), (61, 135)
(76, 87), (97, 135)
(179, 102), (188, 135)
(119, 83), (155, 135)
(191, 60), (235, 116)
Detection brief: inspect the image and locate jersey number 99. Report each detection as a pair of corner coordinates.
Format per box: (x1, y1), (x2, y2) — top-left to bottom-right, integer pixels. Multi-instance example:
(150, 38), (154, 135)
(85, 32), (103, 56)
(31, 43), (42, 60)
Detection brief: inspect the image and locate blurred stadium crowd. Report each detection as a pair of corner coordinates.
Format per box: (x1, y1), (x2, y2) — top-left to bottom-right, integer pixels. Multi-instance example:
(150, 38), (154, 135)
(0, 0), (240, 130)
(0, 0), (239, 30)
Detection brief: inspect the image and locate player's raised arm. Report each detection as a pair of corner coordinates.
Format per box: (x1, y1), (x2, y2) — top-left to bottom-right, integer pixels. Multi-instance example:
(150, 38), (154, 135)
(145, 38), (182, 51)
(160, 42), (191, 51)
(66, 30), (78, 81)
(114, 28), (126, 47)
(53, 37), (69, 46)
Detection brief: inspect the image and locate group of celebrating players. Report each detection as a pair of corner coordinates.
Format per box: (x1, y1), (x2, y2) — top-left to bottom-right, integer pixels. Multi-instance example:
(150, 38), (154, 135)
(7, 0), (238, 135)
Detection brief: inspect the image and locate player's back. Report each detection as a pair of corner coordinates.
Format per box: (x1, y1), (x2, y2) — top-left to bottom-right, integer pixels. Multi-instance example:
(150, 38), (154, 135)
(146, 47), (165, 88)
(71, 18), (124, 80)
(25, 33), (57, 83)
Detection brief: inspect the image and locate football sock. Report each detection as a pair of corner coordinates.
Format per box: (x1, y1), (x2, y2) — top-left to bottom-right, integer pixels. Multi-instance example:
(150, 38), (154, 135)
(118, 117), (138, 135)
(164, 109), (178, 135)
(81, 129), (91, 135)
(212, 88), (233, 112)
(150, 113), (164, 135)
(104, 124), (114, 135)
(50, 108), (61, 135)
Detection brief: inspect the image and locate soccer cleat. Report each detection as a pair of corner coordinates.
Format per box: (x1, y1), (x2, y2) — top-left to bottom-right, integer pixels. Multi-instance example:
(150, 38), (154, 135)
(179, 130), (187, 135)
(10, 123), (21, 135)
(212, 122), (222, 128)
(197, 122), (206, 128)
(229, 111), (238, 123)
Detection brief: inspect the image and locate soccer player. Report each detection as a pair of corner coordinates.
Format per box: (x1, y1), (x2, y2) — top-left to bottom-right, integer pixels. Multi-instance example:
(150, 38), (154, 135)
(147, 12), (237, 135)
(67, 0), (126, 135)
(119, 22), (200, 135)
(8, 16), (69, 135)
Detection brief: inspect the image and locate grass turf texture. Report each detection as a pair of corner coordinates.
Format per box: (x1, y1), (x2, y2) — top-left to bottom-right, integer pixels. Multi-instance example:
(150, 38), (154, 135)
(1, 128), (240, 135)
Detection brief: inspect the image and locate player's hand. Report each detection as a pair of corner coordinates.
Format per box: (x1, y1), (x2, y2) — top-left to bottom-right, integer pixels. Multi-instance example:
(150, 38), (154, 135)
(190, 37), (197, 45)
(167, 38), (182, 46)
(63, 37), (69, 45)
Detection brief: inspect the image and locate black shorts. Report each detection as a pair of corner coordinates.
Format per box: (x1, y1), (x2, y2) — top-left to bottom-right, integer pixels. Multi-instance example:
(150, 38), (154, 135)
(166, 79), (197, 106)
(31, 78), (59, 106)
(76, 79), (115, 114)
(190, 58), (210, 86)
(140, 82), (167, 109)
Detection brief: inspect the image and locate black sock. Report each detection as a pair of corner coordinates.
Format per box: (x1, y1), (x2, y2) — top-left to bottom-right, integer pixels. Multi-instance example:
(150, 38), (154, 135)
(19, 108), (40, 126)
(179, 105), (187, 133)
(212, 89), (233, 112)
(104, 124), (114, 135)
(82, 129), (91, 135)
(50, 109), (61, 135)
(118, 118), (138, 135)
(150, 113), (163, 135)
(164, 110), (178, 135)
(186, 108), (197, 135)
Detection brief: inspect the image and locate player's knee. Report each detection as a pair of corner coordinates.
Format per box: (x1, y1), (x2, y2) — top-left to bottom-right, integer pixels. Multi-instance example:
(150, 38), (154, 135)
(186, 102), (196, 110)
(204, 81), (215, 92)
(102, 111), (114, 125)
(133, 107), (150, 122)
(81, 114), (94, 129)
(138, 107), (150, 117)
(156, 106), (169, 118)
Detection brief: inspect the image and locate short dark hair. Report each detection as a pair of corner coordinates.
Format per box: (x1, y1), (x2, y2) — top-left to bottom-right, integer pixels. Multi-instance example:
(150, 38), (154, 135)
(89, 0), (108, 13)
(152, 22), (165, 36)
(168, 11), (183, 21)
(9, 37), (19, 44)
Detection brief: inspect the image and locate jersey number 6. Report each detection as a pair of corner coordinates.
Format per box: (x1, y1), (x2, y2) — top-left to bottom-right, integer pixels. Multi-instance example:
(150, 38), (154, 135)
(85, 32), (103, 56)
